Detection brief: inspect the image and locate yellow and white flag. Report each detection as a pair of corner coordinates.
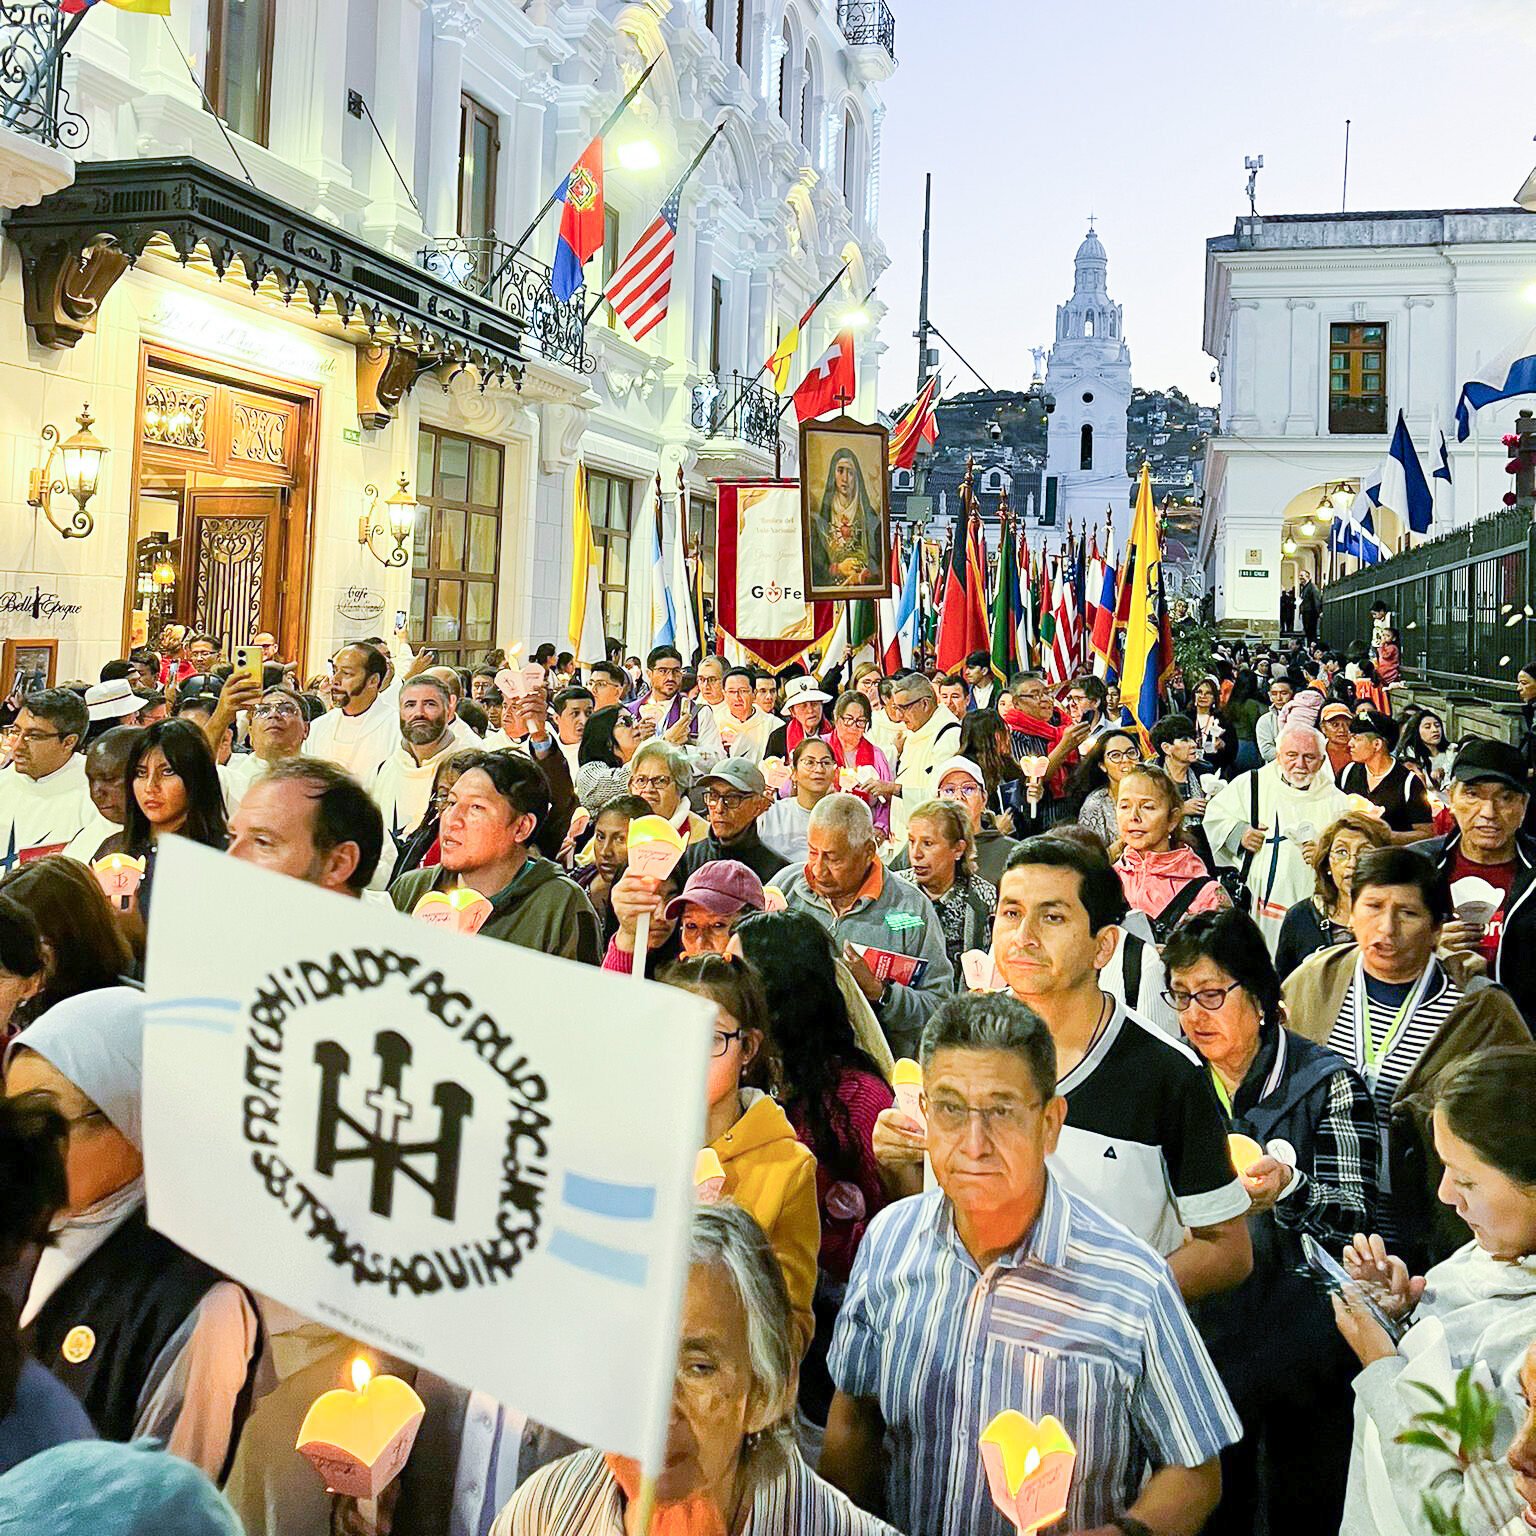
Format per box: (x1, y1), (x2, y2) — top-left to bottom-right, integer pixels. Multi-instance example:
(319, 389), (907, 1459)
(567, 463), (606, 664)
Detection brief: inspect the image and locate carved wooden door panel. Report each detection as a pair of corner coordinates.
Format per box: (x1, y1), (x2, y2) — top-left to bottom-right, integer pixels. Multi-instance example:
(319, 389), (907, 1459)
(183, 489), (285, 656)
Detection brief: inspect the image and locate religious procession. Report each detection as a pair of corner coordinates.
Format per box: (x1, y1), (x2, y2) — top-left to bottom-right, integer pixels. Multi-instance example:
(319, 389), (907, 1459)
(1, 1), (1536, 1535)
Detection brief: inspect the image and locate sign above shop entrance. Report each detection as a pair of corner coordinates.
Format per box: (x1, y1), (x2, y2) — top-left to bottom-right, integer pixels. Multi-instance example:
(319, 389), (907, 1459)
(0, 587), (82, 623)
(337, 585), (386, 623)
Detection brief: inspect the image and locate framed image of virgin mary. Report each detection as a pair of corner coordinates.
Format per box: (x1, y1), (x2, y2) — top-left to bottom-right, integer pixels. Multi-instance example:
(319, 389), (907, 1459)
(799, 415), (891, 601)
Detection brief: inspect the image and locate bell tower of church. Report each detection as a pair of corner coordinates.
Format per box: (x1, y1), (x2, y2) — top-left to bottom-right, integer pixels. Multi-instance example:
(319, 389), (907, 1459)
(1043, 224), (1134, 548)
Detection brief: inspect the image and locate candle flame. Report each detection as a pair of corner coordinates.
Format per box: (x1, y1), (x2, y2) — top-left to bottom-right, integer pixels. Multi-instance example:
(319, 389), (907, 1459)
(351, 1357), (372, 1392)
(1022, 1447), (1041, 1478)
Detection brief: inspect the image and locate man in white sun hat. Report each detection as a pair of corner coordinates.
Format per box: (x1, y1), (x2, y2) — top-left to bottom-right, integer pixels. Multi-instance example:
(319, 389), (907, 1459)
(764, 674), (833, 762)
(82, 678), (146, 741)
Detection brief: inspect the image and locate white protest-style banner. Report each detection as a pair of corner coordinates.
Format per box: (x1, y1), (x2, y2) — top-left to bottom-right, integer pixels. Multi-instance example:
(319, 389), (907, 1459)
(141, 840), (712, 1460)
(733, 484), (812, 641)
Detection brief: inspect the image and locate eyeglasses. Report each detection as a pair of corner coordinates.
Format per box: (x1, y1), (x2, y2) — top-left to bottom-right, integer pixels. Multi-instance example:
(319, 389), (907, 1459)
(1103, 748), (1141, 764)
(0, 727), (61, 744)
(1162, 981), (1244, 1012)
(1328, 844), (1361, 864)
(938, 782), (983, 800)
(702, 788), (752, 809)
(252, 702), (301, 720)
(927, 1096), (1041, 1138)
(890, 699), (922, 715)
(630, 775), (676, 793)
(711, 1028), (742, 1058)
(837, 715), (870, 729)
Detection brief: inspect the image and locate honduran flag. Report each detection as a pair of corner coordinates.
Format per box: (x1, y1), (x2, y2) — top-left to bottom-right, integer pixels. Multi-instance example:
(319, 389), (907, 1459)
(551, 137), (605, 303)
(1456, 326), (1536, 441)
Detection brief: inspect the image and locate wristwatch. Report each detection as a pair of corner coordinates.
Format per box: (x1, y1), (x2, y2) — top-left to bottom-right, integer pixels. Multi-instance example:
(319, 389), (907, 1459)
(875, 979), (891, 1010)
(1111, 1517), (1155, 1536)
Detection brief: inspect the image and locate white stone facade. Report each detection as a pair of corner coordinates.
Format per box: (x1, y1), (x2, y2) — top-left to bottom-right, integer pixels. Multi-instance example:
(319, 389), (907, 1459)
(1043, 227), (1133, 549)
(1200, 207), (1536, 630)
(0, 0), (893, 679)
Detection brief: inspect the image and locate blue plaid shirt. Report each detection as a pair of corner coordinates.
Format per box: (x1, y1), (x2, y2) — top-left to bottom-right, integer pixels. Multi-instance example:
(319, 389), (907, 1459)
(829, 1175), (1241, 1535)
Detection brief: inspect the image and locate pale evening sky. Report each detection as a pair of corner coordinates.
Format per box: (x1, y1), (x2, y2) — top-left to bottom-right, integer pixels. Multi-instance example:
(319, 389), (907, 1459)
(873, 0), (1536, 412)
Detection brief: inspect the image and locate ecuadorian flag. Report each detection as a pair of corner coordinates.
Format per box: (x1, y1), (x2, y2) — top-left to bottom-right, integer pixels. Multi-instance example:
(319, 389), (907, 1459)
(62, 0), (172, 14)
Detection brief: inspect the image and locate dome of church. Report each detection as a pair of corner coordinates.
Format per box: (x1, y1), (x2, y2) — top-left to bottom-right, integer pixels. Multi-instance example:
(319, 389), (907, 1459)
(1075, 226), (1106, 264)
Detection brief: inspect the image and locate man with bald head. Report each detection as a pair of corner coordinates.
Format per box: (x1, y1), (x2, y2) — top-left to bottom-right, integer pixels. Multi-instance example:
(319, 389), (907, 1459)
(1205, 723), (1350, 950)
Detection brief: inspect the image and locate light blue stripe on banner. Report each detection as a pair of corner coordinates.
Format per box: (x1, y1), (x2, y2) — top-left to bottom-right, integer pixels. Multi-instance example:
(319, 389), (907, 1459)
(145, 996), (241, 1012)
(561, 1172), (657, 1221)
(146, 1013), (238, 1034)
(547, 1229), (649, 1287)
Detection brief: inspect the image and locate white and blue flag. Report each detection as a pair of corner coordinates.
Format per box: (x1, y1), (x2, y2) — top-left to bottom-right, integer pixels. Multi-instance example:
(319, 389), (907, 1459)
(1455, 326), (1536, 441)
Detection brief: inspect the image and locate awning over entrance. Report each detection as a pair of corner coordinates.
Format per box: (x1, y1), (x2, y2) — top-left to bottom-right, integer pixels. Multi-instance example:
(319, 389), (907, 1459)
(4, 156), (526, 428)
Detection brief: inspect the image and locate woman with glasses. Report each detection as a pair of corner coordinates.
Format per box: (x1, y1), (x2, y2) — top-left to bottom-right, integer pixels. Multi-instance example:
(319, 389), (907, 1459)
(1070, 729), (1142, 849)
(625, 741), (707, 845)
(1285, 846), (1529, 1273)
(1274, 812), (1391, 982)
(574, 705), (639, 814)
(896, 799), (995, 984)
(658, 955), (818, 1359)
(1161, 909), (1378, 1536)
(1113, 764), (1229, 942)
(759, 737), (839, 864)
(827, 691), (897, 838)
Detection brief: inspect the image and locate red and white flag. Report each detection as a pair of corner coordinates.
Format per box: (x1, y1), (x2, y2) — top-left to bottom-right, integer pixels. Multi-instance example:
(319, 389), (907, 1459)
(606, 184), (682, 342)
(792, 330), (857, 422)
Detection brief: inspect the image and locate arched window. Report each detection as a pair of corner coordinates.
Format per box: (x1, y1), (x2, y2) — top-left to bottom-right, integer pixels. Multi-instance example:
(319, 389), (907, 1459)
(1083, 312), (1094, 337)
(735, 0), (747, 68)
(778, 21), (792, 118)
(1080, 424), (1094, 471)
(800, 50), (814, 148)
(841, 109), (857, 201)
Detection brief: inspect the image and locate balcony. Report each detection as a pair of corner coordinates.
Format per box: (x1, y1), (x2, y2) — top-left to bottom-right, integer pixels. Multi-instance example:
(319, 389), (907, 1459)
(416, 236), (592, 377)
(837, 0), (896, 78)
(0, 2), (88, 150)
(691, 373), (787, 454)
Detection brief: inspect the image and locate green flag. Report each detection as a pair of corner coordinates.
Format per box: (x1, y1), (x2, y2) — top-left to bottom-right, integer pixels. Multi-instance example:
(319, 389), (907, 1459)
(989, 517), (1019, 684)
(848, 599), (877, 656)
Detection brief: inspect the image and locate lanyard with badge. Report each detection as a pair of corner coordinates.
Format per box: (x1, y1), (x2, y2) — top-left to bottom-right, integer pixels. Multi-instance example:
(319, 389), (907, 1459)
(1352, 955), (1435, 1090)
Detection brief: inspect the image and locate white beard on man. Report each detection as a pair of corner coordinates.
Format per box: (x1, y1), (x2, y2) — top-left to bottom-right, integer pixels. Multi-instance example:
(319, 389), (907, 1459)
(1204, 758), (1350, 949)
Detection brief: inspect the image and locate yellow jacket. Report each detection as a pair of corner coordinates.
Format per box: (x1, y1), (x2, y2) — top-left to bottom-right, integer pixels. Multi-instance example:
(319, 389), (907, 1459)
(710, 1091), (820, 1359)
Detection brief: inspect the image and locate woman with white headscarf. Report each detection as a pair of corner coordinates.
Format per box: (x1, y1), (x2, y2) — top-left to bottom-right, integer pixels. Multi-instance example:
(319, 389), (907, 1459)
(3, 989), (259, 1483)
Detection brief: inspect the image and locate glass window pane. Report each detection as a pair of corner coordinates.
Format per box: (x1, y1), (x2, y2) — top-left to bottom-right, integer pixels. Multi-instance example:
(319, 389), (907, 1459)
(588, 474), (611, 531)
(1362, 374), (1381, 391)
(1330, 324), (1350, 343)
(604, 534), (628, 583)
(1330, 356), (1347, 372)
(1330, 377), (1347, 392)
(412, 505), (431, 563)
(439, 437), (470, 501)
(471, 444), (500, 506)
(431, 580), (462, 643)
(612, 481), (632, 530)
(464, 581), (494, 640)
(435, 509), (466, 570)
(469, 512), (497, 574)
(215, 0), (272, 144)
(1363, 326), (1384, 342)
(411, 577), (427, 630)
(1363, 352), (1381, 369)
(603, 589), (626, 639)
(417, 431), (435, 497)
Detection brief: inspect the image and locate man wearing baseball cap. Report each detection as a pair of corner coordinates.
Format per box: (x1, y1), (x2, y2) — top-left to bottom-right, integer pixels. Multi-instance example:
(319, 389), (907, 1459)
(678, 758), (788, 884)
(1418, 738), (1536, 1024)
(764, 675), (833, 762)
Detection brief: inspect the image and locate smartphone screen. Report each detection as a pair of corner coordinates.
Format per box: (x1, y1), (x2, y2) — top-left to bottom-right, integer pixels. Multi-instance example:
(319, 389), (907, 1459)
(1301, 1235), (1403, 1341)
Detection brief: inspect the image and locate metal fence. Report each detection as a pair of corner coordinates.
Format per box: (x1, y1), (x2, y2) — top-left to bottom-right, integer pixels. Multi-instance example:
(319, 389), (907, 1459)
(1320, 506), (1535, 697)
(0, 2), (88, 149)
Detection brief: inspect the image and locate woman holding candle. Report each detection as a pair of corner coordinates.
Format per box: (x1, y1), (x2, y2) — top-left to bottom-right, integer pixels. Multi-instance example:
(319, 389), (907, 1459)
(896, 800), (995, 985)
(1161, 909), (1379, 1536)
(758, 736), (839, 865)
(1274, 812), (1391, 982)
(3, 988), (259, 1481)
(827, 692), (897, 837)
(490, 1203), (898, 1536)
(659, 955), (818, 1361)
(1333, 1047), (1536, 1536)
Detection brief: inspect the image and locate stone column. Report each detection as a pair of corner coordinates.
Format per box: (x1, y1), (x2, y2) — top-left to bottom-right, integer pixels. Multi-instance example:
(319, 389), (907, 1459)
(268, 0), (352, 197)
(424, 1), (478, 239)
(359, 0), (427, 256)
(691, 207), (721, 372)
(1283, 298), (1316, 435)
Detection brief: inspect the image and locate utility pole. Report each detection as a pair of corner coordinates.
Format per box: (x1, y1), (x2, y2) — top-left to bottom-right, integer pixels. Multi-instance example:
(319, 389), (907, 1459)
(915, 172), (933, 395)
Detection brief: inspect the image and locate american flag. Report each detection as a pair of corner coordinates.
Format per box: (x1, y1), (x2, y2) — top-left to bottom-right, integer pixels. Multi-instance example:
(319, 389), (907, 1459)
(606, 185), (681, 343)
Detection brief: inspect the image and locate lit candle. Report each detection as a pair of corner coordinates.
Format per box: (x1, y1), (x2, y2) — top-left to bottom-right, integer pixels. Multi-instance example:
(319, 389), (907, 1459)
(979, 1411), (1077, 1534)
(1228, 1133), (1265, 1176)
(892, 1058), (925, 1129)
(412, 886), (494, 934)
(92, 852), (146, 912)
(297, 1356), (425, 1500)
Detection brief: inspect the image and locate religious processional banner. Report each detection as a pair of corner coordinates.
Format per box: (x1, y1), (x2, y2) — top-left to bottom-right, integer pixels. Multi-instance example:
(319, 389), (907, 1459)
(141, 841), (712, 1460)
(715, 480), (834, 672)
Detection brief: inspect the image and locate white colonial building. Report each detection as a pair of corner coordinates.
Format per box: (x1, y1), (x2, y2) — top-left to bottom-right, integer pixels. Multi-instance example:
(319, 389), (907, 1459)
(0, 0), (894, 683)
(1200, 206), (1536, 632)
(1042, 225), (1133, 547)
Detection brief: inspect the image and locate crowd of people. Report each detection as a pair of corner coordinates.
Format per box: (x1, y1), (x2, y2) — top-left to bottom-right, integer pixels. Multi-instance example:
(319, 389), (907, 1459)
(0, 611), (1534, 1536)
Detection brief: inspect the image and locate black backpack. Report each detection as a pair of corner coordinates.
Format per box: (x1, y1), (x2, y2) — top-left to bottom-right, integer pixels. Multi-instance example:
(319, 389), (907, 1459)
(1145, 876), (1215, 945)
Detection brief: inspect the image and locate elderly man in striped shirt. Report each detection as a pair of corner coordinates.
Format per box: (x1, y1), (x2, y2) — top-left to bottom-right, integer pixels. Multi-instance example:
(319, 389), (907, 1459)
(820, 993), (1240, 1536)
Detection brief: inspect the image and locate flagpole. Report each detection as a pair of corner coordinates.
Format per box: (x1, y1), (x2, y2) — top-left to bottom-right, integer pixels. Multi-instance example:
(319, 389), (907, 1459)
(582, 120), (730, 326)
(495, 55), (661, 277)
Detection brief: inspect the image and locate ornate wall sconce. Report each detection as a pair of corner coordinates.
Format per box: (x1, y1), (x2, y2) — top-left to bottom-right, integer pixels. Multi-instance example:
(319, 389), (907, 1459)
(359, 473), (419, 568)
(27, 404), (107, 539)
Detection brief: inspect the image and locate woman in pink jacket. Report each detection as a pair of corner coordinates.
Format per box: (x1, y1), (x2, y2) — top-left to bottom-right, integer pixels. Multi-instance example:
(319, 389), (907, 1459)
(1114, 763), (1229, 944)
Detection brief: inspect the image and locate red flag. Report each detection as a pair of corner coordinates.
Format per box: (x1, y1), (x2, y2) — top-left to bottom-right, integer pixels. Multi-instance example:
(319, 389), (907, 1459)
(792, 331), (856, 422)
(889, 375), (940, 470)
(552, 137), (606, 302)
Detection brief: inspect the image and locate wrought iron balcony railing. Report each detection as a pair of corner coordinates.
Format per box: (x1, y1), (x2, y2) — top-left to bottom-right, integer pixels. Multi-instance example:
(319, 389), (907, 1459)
(837, 0), (896, 58)
(0, 2), (88, 149)
(416, 236), (591, 376)
(691, 373), (787, 453)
